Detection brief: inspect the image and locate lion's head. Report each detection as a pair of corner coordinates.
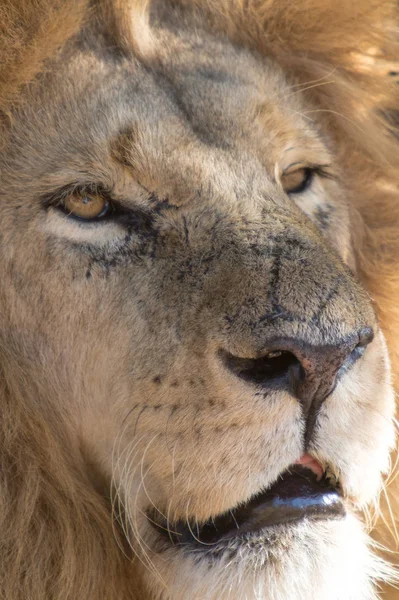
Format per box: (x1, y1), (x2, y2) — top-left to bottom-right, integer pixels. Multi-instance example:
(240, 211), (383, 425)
(0, 1), (399, 599)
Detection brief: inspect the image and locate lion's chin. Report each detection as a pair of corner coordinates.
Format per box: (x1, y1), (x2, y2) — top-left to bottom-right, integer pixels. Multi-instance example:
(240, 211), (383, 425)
(143, 511), (386, 600)
(149, 462), (345, 552)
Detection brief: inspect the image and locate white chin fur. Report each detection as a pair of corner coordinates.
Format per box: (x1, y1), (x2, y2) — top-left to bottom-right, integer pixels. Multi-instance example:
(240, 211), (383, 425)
(143, 515), (397, 600)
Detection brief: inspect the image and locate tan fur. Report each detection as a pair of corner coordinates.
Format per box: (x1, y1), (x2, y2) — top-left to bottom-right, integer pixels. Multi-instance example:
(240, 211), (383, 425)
(100, 0), (154, 57)
(0, 1), (398, 599)
(0, 0), (87, 123)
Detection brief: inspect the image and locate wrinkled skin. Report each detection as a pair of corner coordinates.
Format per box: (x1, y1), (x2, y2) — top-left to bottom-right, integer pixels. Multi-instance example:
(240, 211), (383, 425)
(0, 9), (395, 600)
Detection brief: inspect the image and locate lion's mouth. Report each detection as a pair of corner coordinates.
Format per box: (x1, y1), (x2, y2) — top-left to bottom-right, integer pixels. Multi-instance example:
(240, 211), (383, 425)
(150, 460), (345, 547)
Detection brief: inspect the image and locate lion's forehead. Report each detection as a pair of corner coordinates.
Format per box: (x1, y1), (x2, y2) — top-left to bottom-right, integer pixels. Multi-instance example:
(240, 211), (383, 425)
(4, 24), (326, 208)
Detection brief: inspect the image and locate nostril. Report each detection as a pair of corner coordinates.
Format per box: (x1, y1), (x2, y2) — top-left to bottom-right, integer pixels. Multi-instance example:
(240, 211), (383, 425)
(222, 349), (300, 385)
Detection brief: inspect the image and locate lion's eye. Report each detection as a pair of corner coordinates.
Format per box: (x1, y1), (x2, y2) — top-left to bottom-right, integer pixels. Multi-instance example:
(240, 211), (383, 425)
(281, 168), (313, 195)
(63, 192), (111, 220)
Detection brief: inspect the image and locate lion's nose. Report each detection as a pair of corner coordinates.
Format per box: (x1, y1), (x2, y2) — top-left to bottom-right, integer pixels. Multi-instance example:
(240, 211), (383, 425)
(222, 326), (374, 412)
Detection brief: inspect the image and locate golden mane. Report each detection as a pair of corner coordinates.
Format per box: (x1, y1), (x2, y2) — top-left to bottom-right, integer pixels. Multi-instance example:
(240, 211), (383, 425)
(0, 350), (137, 598)
(0, 1), (398, 598)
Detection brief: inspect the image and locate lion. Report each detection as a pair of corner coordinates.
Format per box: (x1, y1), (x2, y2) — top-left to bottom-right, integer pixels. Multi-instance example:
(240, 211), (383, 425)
(0, 0), (399, 598)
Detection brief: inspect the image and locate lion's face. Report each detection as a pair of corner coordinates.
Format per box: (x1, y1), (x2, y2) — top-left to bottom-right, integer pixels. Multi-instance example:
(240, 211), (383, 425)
(0, 10), (396, 600)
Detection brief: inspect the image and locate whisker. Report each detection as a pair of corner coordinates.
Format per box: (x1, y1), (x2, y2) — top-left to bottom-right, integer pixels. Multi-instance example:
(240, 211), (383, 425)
(126, 433), (169, 586)
(287, 79), (335, 98)
(184, 501), (216, 547)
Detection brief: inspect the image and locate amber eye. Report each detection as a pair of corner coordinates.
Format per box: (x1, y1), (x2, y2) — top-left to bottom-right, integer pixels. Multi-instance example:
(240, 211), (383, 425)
(281, 167), (313, 194)
(63, 192), (111, 220)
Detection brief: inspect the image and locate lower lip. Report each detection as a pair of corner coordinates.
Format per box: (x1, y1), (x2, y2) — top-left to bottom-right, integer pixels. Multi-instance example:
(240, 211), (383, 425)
(150, 466), (345, 547)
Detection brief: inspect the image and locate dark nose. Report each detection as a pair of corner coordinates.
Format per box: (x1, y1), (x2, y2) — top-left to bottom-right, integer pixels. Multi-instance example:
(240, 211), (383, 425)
(222, 325), (374, 415)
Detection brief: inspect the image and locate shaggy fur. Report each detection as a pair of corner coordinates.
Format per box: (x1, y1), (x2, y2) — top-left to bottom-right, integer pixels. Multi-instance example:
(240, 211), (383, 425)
(0, 1), (399, 599)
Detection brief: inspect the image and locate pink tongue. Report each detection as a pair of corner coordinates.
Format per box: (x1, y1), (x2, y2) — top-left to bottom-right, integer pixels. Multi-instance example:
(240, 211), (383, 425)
(295, 454), (324, 480)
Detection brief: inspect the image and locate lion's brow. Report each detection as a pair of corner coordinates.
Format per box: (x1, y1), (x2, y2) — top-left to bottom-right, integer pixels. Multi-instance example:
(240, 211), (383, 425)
(109, 127), (140, 168)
